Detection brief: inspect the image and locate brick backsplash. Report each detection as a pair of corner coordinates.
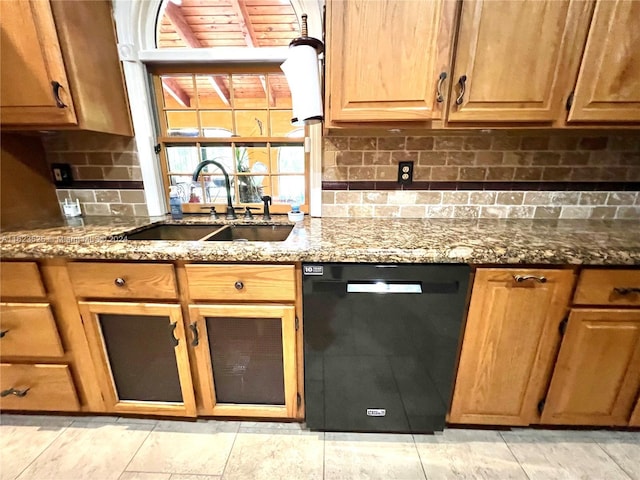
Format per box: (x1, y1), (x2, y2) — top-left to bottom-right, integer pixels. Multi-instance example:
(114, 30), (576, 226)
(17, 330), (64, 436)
(323, 132), (640, 219)
(42, 131), (147, 217)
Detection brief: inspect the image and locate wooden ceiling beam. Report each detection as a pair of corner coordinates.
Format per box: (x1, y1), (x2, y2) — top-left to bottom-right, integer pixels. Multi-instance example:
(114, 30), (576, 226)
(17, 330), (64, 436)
(164, 1), (231, 105)
(162, 77), (191, 107)
(228, 0), (276, 106)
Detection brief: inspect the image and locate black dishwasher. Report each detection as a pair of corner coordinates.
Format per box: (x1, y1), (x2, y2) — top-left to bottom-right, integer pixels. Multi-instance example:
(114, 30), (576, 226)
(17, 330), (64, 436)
(303, 263), (470, 433)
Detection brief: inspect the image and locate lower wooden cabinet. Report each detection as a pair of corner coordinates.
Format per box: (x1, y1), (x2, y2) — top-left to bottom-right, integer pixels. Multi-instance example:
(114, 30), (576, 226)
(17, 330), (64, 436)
(0, 303), (64, 357)
(449, 268), (575, 425)
(188, 304), (298, 418)
(630, 400), (640, 427)
(541, 309), (640, 426)
(78, 301), (197, 417)
(0, 364), (80, 411)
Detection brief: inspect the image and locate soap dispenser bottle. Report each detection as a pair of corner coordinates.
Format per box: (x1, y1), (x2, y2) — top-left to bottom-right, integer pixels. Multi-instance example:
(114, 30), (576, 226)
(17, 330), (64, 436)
(169, 187), (183, 220)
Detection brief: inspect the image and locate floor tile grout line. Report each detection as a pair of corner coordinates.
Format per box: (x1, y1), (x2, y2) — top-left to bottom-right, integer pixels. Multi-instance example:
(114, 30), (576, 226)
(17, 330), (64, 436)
(499, 431), (533, 480)
(411, 434), (430, 480)
(118, 420), (157, 478)
(218, 422), (241, 479)
(322, 431), (325, 480)
(592, 438), (634, 480)
(11, 417), (72, 480)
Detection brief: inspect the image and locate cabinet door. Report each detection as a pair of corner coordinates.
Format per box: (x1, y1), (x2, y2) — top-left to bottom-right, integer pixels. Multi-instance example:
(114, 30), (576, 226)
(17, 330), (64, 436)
(0, 0), (77, 126)
(447, 0), (592, 123)
(541, 309), (640, 426)
(78, 302), (196, 417)
(568, 0), (640, 122)
(449, 269), (575, 425)
(326, 0), (456, 122)
(189, 304), (298, 418)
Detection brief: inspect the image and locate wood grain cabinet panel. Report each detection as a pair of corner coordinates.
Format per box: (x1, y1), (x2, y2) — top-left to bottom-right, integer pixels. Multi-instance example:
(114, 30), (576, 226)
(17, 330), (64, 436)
(68, 263), (178, 300)
(541, 309), (640, 426)
(630, 399), (640, 427)
(0, 303), (64, 358)
(447, 0), (592, 123)
(449, 268), (575, 425)
(568, 0), (640, 122)
(185, 264), (296, 302)
(0, 363), (80, 411)
(574, 269), (640, 307)
(0, 262), (47, 299)
(326, 0), (456, 123)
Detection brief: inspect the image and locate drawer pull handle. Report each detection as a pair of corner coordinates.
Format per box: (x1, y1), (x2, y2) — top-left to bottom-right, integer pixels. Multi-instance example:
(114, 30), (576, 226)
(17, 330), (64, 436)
(51, 81), (67, 108)
(513, 274), (547, 284)
(0, 329), (9, 338)
(189, 322), (199, 347)
(436, 71), (447, 103)
(169, 322), (179, 347)
(613, 287), (640, 295)
(234, 281), (244, 290)
(114, 277), (126, 287)
(455, 75), (467, 105)
(1, 387), (30, 398)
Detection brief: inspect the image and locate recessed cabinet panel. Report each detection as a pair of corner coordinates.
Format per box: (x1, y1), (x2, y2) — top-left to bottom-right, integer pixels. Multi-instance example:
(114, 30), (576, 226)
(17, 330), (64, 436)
(207, 316), (285, 405)
(568, 0), (640, 122)
(448, 0), (592, 122)
(0, 303), (64, 358)
(99, 313), (183, 402)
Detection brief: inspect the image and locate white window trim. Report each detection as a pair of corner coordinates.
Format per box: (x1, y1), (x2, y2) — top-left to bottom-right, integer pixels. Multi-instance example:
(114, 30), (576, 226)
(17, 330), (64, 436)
(112, 0), (324, 217)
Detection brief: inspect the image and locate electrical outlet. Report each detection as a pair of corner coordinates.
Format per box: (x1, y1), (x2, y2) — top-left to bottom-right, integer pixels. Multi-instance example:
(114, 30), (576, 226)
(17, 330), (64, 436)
(397, 161), (414, 185)
(51, 163), (73, 187)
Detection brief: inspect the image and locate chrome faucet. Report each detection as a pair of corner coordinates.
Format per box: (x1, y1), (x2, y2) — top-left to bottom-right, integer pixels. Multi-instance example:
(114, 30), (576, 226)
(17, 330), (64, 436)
(192, 160), (237, 220)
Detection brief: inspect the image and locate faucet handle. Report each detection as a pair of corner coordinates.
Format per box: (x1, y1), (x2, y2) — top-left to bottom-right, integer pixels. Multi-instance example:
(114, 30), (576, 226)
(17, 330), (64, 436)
(261, 196), (272, 220)
(200, 206), (218, 219)
(244, 206), (258, 219)
(225, 205), (239, 220)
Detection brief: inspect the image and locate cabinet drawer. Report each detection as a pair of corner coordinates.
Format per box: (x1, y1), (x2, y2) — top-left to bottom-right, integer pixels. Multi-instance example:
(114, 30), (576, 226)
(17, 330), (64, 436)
(574, 270), (640, 306)
(0, 364), (80, 411)
(0, 303), (64, 357)
(186, 264), (296, 302)
(0, 262), (46, 299)
(68, 263), (178, 299)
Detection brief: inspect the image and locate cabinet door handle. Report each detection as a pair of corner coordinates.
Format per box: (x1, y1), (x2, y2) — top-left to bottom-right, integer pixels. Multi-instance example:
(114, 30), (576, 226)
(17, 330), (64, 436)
(0, 329), (9, 338)
(455, 75), (467, 105)
(169, 322), (179, 347)
(436, 71), (447, 103)
(513, 274), (547, 284)
(234, 281), (244, 290)
(114, 277), (126, 287)
(1, 387), (30, 398)
(51, 81), (67, 108)
(613, 287), (640, 295)
(189, 322), (199, 347)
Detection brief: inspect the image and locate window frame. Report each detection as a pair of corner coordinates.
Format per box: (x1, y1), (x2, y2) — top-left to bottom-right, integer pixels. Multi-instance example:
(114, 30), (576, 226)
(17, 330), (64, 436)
(150, 64), (310, 214)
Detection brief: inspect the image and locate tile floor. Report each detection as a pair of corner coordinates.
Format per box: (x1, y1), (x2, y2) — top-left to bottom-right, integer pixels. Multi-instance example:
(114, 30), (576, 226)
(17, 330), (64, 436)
(1, 414), (638, 480)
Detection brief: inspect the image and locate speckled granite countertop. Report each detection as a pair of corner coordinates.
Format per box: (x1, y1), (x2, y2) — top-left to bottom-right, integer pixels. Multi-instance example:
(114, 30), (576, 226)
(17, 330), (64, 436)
(1, 215), (639, 265)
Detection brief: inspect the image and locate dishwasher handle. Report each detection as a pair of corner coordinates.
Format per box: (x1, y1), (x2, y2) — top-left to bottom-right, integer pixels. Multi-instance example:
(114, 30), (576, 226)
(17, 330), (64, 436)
(346, 282), (422, 294)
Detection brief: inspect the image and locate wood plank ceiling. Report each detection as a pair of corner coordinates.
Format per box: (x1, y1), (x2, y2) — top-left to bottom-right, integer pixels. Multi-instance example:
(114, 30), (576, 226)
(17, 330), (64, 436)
(157, 0), (298, 108)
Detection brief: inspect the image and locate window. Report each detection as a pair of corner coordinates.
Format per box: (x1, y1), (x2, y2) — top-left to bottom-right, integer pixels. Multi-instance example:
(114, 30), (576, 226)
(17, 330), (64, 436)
(152, 65), (308, 214)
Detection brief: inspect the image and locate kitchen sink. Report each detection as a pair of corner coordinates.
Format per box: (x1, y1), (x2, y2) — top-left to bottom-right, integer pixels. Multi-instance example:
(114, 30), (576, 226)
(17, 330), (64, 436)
(125, 224), (221, 241)
(206, 224), (293, 242)
(124, 223), (293, 242)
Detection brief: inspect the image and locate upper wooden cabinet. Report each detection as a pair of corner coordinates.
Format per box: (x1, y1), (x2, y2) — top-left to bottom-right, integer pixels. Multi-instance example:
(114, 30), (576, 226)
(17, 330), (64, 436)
(541, 309), (640, 426)
(568, 0), (640, 123)
(447, 0), (592, 123)
(0, 0), (132, 135)
(325, 0), (456, 123)
(449, 268), (575, 426)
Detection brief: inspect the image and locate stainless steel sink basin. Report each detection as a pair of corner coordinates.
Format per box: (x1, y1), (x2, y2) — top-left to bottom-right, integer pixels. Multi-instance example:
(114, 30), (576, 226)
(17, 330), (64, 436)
(206, 224), (293, 242)
(124, 223), (293, 242)
(125, 224), (220, 241)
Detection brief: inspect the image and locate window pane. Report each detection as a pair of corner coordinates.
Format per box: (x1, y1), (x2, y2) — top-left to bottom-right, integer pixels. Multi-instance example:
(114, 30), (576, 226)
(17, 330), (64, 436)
(236, 144), (269, 203)
(166, 111), (198, 136)
(271, 144), (305, 174)
(160, 74), (194, 109)
(268, 73), (292, 109)
(274, 175), (305, 204)
(234, 110), (268, 137)
(166, 145), (199, 173)
(204, 175), (236, 204)
(200, 111), (233, 135)
(270, 111), (296, 137)
(199, 145), (234, 173)
(196, 75), (231, 109)
(232, 74), (267, 109)
(169, 176), (194, 203)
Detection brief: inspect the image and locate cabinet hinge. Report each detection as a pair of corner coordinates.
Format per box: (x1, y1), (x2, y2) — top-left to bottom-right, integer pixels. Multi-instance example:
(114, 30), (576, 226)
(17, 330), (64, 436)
(559, 317), (569, 336)
(565, 91), (574, 112)
(154, 144), (161, 154)
(295, 316), (299, 331)
(537, 398), (546, 415)
(297, 392), (301, 408)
